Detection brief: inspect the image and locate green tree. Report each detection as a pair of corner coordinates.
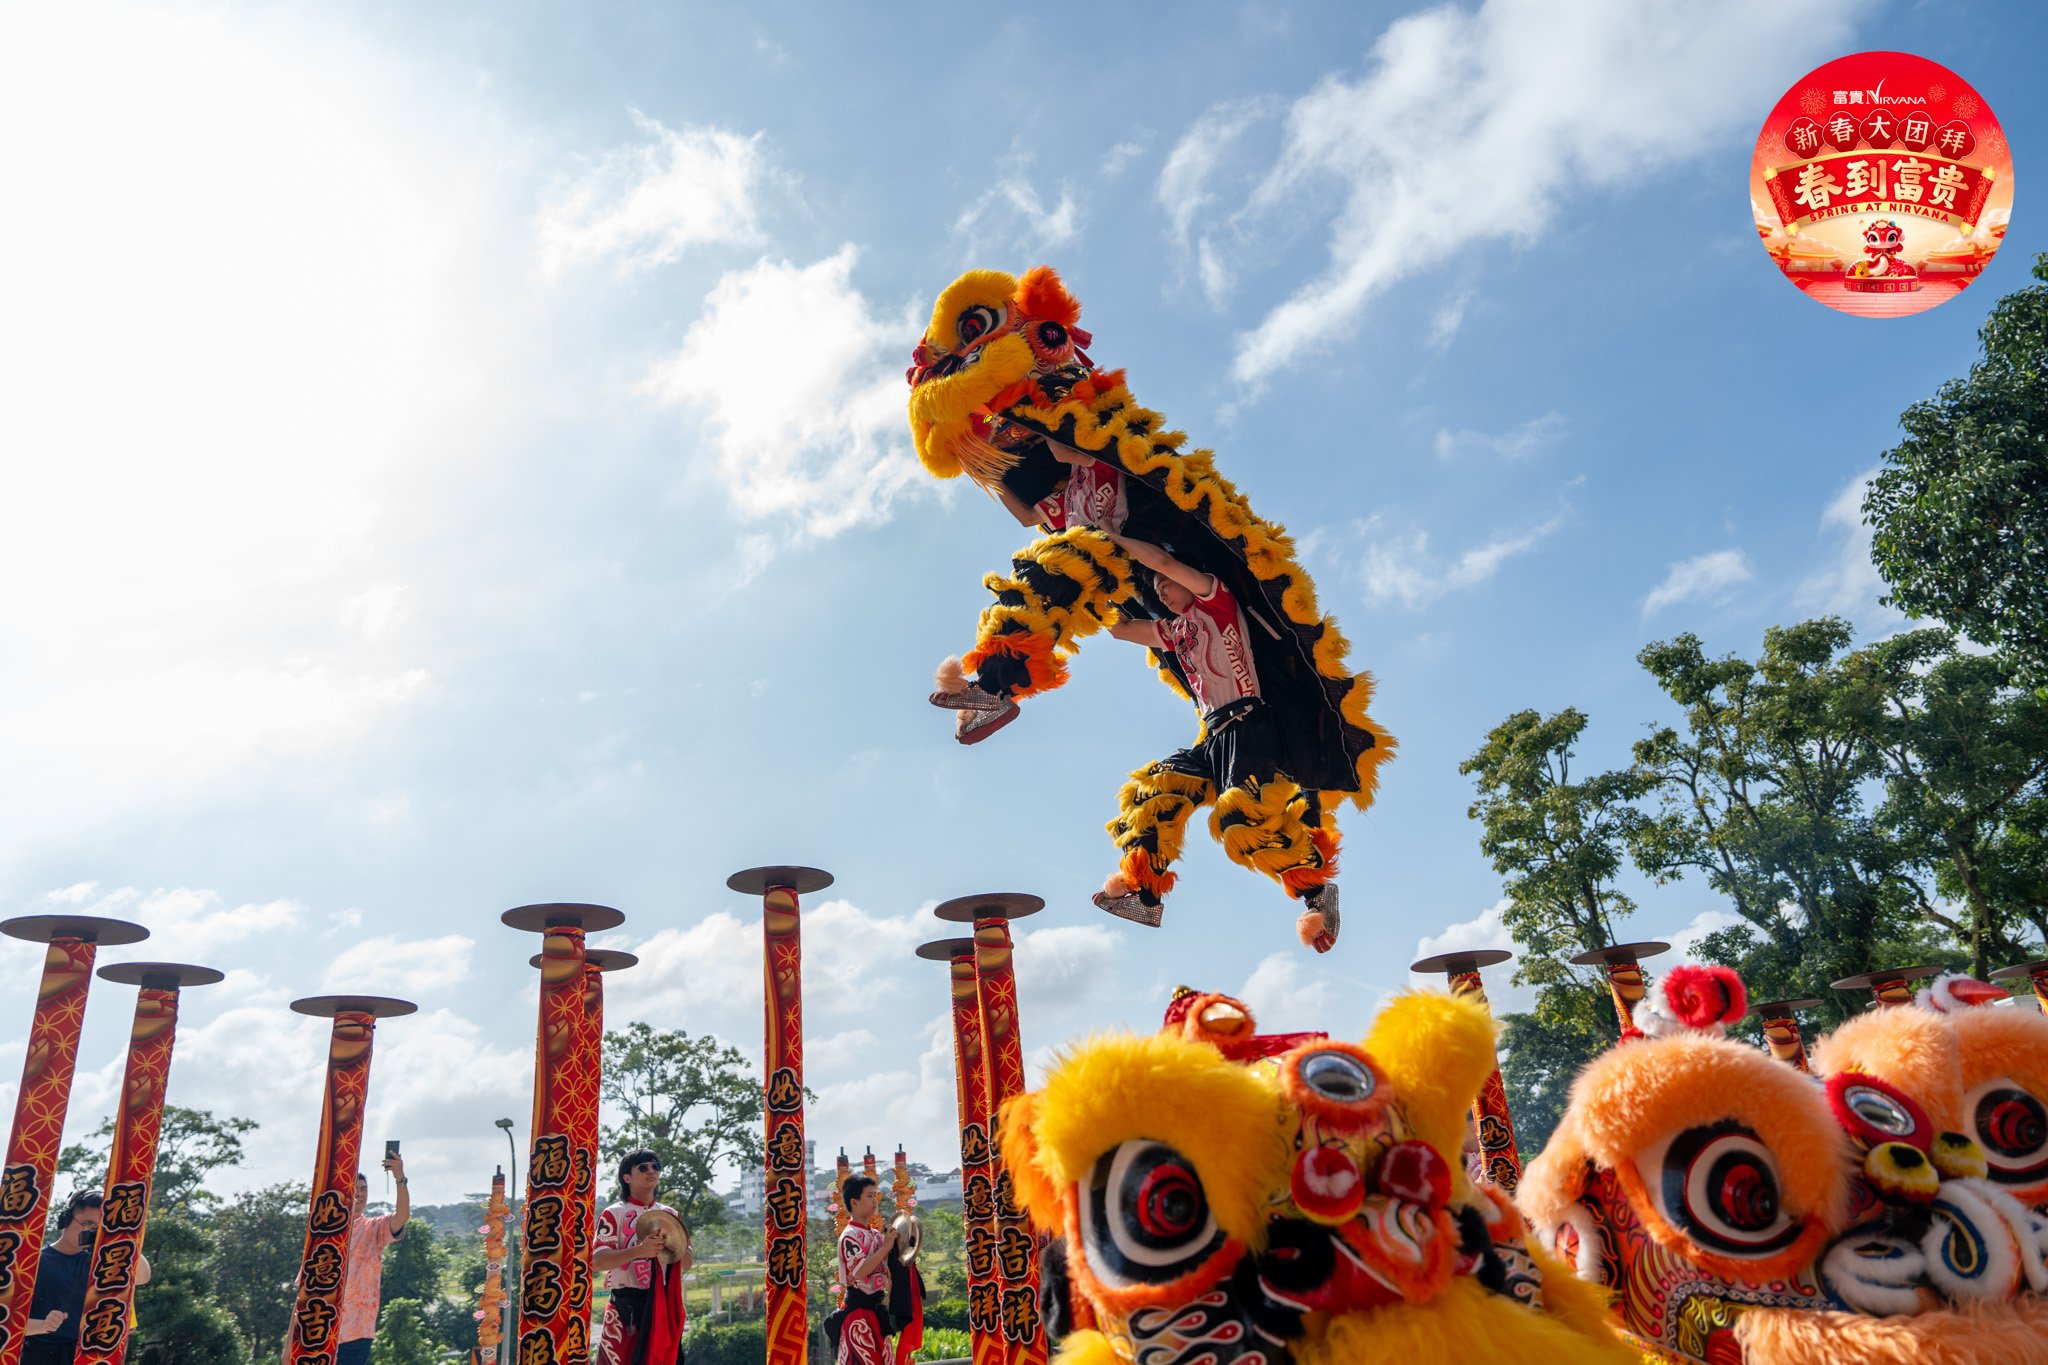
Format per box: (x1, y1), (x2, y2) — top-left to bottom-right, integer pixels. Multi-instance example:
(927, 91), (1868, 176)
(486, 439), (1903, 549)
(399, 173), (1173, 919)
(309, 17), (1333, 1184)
(56, 1105), (256, 1216)
(1842, 629), (2048, 974)
(367, 1297), (448, 1365)
(127, 1215), (245, 1365)
(1630, 620), (1940, 1024)
(600, 1022), (764, 1225)
(206, 1180), (310, 1358)
(1460, 708), (1649, 1147)
(1865, 254), (2048, 689)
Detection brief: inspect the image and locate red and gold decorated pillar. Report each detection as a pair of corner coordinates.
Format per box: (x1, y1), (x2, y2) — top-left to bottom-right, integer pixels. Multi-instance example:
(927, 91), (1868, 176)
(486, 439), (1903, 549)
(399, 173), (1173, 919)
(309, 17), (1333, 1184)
(75, 962), (223, 1365)
(1990, 959), (2048, 1014)
(890, 1146), (914, 1221)
(1569, 941), (1671, 1034)
(504, 902), (625, 1365)
(833, 1149), (851, 1240)
(1831, 964), (1941, 1009)
(477, 1168), (511, 1365)
(0, 913), (146, 1365)
(918, 936), (1001, 1365)
(728, 866), (833, 1365)
(1750, 998), (1823, 1071)
(862, 1148), (882, 1230)
(938, 894), (1047, 1365)
(526, 944), (637, 1355)
(1410, 948), (1520, 1192)
(285, 994), (417, 1365)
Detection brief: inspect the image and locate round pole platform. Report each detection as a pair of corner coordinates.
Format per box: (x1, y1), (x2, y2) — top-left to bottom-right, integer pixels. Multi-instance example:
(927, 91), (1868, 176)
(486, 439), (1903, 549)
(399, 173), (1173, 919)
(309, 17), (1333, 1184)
(501, 903), (627, 934)
(915, 938), (978, 961)
(1, 915), (149, 946)
(289, 995), (419, 1019)
(97, 962), (225, 990)
(1830, 965), (1941, 1006)
(933, 892), (1044, 924)
(1749, 997), (1825, 1018)
(728, 866), (834, 896)
(527, 949), (639, 972)
(1567, 940), (1672, 966)
(1410, 947), (1513, 975)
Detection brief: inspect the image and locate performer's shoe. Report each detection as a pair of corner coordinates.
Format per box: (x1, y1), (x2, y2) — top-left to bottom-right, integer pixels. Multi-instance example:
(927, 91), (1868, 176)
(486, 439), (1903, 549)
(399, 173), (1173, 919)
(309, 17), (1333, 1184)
(1093, 889), (1163, 928)
(954, 699), (1019, 745)
(1297, 884), (1340, 954)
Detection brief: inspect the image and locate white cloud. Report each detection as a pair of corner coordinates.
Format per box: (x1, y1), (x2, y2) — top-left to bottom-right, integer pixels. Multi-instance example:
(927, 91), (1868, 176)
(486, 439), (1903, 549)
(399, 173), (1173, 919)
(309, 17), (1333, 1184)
(1201, 0), (1866, 383)
(1433, 411), (1565, 462)
(1663, 907), (1747, 963)
(322, 933), (477, 995)
(1102, 136), (1152, 179)
(1427, 288), (1475, 350)
(954, 175), (1081, 258)
(0, 3), (524, 862)
(1797, 470), (1905, 632)
(537, 113), (765, 276)
(1359, 511), (1566, 608)
(641, 248), (924, 539)
(1642, 548), (1753, 617)
(2, 886), (306, 985)
(1238, 953), (1334, 1031)
(1157, 98), (1282, 301)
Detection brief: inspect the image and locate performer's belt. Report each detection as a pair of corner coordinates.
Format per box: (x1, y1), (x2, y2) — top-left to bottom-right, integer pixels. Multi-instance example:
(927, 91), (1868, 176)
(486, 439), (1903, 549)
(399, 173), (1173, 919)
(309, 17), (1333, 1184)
(1204, 697), (1263, 735)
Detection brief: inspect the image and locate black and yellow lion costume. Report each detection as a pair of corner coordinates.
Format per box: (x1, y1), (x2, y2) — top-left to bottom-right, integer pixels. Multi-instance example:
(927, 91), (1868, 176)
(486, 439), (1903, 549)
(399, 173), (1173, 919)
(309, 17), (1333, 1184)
(906, 267), (1393, 915)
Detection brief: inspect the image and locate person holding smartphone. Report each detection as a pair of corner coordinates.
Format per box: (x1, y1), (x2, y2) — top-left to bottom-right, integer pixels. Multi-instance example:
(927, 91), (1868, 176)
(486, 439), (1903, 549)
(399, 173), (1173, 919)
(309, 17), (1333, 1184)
(332, 1147), (410, 1365)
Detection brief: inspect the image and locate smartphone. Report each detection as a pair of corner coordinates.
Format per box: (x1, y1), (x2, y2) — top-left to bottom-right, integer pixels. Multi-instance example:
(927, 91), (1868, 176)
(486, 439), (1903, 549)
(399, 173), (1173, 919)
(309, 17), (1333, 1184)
(386, 1140), (400, 1159)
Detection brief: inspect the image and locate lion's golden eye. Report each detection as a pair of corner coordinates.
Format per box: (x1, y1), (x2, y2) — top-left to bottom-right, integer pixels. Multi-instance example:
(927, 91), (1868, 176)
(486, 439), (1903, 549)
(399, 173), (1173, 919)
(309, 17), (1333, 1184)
(957, 304), (1002, 347)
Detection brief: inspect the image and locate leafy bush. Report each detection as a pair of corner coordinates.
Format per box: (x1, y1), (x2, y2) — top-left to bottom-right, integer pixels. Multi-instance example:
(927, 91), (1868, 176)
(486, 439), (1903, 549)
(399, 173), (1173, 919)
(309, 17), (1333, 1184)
(912, 1327), (972, 1362)
(688, 1320), (768, 1365)
(921, 1298), (968, 1331)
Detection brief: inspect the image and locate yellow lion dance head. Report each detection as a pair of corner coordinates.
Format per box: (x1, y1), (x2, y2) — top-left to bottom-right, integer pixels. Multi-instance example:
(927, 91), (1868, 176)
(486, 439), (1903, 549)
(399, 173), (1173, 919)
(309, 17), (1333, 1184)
(1001, 991), (1633, 1365)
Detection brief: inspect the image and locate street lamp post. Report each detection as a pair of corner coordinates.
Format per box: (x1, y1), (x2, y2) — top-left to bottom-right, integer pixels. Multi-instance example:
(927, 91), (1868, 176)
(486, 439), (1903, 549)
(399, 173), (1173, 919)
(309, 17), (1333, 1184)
(495, 1118), (519, 1351)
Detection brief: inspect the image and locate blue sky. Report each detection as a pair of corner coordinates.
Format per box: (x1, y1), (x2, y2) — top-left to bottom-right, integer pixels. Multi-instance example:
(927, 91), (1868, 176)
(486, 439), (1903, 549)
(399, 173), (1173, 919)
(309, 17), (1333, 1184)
(1, 0), (2042, 1202)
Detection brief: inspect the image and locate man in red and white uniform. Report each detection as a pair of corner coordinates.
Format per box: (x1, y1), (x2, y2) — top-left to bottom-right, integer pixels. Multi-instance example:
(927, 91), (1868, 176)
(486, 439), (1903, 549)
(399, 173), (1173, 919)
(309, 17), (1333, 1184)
(592, 1150), (688, 1365)
(1096, 532), (1341, 951)
(826, 1176), (897, 1365)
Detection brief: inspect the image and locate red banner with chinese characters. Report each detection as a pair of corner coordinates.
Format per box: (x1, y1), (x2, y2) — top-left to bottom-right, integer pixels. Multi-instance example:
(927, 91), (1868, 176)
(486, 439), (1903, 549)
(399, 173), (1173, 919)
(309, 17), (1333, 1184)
(948, 948), (1003, 1365)
(287, 1010), (378, 1365)
(561, 961), (605, 1354)
(761, 887), (809, 1365)
(519, 925), (588, 1365)
(971, 918), (1046, 1365)
(1444, 969), (1520, 1193)
(74, 983), (181, 1364)
(0, 937), (96, 1365)
(1764, 152), (1995, 233)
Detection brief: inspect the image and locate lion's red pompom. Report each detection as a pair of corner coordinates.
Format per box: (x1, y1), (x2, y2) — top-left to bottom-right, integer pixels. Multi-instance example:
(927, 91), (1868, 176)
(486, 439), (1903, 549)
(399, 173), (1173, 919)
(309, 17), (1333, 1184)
(1662, 963), (1747, 1029)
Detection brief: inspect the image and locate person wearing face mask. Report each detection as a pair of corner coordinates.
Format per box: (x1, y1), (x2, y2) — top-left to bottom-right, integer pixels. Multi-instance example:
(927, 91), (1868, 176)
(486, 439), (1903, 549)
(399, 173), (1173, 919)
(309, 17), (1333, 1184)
(23, 1190), (152, 1364)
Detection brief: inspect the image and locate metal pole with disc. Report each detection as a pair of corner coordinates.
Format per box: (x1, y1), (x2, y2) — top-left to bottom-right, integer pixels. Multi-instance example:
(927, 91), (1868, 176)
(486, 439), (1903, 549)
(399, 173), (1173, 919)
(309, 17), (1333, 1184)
(74, 962), (223, 1365)
(0, 913), (147, 1365)
(1569, 941), (1672, 1034)
(936, 893), (1048, 1365)
(1990, 959), (2048, 1014)
(284, 994), (418, 1365)
(1749, 998), (1825, 1070)
(729, 865), (833, 1365)
(917, 936), (1002, 1365)
(1410, 948), (1521, 1191)
(1830, 964), (1942, 1008)
(503, 902), (626, 1365)
(527, 945), (637, 1348)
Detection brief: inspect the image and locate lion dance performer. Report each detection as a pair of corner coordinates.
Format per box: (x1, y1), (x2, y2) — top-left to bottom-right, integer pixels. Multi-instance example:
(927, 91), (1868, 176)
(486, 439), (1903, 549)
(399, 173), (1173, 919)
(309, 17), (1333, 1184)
(591, 1150), (688, 1365)
(907, 267), (1391, 950)
(1519, 963), (2048, 1363)
(828, 1175), (898, 1365)
(997, 985), (1635, 1365)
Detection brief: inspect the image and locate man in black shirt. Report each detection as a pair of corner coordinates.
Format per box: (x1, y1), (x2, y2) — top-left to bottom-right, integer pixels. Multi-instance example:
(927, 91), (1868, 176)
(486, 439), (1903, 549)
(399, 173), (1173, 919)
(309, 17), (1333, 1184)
(25, 1190), (151, 1364)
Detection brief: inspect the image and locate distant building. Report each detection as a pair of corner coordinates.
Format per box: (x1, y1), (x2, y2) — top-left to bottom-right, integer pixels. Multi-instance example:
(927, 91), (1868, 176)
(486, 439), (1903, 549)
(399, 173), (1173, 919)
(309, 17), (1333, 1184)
(722, 1138), (824, 1218)
(914, 1170), (962, 1204)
